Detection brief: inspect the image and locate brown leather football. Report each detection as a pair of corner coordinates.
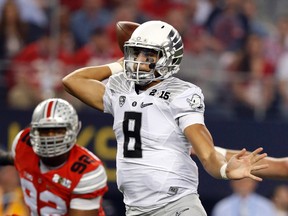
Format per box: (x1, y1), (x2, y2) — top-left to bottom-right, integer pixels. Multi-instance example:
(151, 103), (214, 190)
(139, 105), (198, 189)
(116, 21), (140, 53)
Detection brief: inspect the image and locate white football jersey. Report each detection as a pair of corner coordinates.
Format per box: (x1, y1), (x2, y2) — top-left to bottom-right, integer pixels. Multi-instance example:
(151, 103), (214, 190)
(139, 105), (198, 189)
(103, 73), (206, 208)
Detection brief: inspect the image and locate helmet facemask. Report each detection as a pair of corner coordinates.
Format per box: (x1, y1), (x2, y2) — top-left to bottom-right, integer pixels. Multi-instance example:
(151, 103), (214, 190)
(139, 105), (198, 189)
(124, 46), (162, 86)
(30, 123), (80, 158)
(30, 98), (81, 158)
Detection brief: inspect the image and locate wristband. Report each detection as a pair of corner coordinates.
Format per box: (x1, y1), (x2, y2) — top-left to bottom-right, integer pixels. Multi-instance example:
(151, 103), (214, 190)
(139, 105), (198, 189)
(220, 163), (228, 180)
(106, 62), (123, 75)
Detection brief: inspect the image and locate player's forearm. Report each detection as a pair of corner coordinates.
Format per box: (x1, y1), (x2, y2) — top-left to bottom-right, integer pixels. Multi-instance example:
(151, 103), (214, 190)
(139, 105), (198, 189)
(63, 65), (112, 87)
(69, 208), (99, 216)
(252, 157), (288, 180)
(0, 150), (14, 165)
(225, 149), (288, 180)
(185, 124), (226, 179)
(201, 151), (227, 179)
(62, 65), (113, 110)
(63, 59), (123, 86)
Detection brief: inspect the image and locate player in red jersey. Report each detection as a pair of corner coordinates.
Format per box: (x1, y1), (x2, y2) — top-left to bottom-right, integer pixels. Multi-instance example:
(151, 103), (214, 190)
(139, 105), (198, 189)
(0, 98), (108, 216)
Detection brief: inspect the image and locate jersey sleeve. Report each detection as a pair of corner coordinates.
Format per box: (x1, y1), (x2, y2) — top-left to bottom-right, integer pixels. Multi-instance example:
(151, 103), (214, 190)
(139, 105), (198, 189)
(170, 85), (205, 120)
(103, 78), (114, 115)
(71, 164), (107, 206)
(70, 196), (101, 210)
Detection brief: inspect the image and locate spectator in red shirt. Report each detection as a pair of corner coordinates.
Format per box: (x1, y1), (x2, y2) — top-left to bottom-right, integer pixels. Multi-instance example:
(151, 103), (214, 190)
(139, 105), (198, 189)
(74, 27), (121, 67)
(6, 33), (75, 109)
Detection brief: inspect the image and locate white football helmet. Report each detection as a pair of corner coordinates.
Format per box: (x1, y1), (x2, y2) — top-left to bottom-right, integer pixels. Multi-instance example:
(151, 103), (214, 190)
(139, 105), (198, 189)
(30, 98), (81, 158)
(123, 20), (184, 85)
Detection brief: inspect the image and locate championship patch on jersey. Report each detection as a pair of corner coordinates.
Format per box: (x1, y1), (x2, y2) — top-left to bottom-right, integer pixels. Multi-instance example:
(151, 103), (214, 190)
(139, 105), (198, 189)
(52, 174), (71, 189)
(186, 94), (204, 112)
(119, 96), (126, 107)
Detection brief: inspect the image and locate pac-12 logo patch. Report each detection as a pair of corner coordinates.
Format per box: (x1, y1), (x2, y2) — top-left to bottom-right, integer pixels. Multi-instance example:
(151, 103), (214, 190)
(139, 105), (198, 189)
(119, 96), (126, 107)
(186, 94), (204, 111)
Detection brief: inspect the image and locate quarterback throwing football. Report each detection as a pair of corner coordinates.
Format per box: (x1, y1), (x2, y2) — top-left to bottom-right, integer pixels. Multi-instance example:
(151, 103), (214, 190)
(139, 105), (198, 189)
(63, 21), (268, 216)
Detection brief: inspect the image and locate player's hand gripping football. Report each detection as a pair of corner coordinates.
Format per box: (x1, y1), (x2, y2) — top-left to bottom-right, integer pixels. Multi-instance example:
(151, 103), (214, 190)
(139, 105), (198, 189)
(226, 147), (268, 181)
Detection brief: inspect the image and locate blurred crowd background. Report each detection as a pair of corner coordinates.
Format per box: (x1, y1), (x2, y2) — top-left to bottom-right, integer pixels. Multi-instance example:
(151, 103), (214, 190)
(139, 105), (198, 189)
(1, 0), (288, 121)
(2, 0), (288, 215)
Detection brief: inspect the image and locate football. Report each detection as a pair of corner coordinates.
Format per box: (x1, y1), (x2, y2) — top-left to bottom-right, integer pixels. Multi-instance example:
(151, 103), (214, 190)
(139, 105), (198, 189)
(116, 21), (140, 53)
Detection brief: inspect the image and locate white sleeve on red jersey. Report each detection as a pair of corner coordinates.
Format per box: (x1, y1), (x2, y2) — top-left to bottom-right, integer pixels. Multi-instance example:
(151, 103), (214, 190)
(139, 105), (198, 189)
(73, 164), (107, 194)
(70, 196), (102, 210)
(11, 130), (23, 159)
(70, 164), (107, 210)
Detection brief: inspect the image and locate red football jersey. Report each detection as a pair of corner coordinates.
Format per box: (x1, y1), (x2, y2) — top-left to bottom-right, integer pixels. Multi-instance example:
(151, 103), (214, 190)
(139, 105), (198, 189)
(13, 128), (108, 216)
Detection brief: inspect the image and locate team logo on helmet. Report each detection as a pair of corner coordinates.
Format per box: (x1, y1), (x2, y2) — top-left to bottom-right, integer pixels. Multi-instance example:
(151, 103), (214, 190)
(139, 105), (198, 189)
(167, 29), (183, 65)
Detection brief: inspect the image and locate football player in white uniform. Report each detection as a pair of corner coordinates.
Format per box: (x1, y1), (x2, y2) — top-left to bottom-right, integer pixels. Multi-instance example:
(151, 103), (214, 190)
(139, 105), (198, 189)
(63, 21), (269, 216)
